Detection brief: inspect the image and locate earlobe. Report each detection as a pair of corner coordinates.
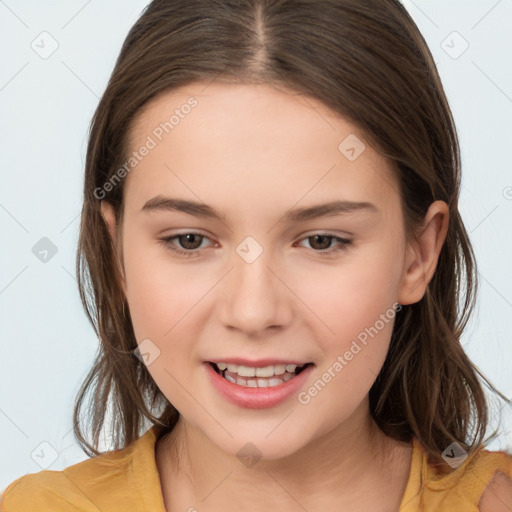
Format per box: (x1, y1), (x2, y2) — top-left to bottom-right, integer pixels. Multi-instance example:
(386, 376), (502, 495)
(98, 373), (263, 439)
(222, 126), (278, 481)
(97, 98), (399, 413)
(398, 200), (449, 305)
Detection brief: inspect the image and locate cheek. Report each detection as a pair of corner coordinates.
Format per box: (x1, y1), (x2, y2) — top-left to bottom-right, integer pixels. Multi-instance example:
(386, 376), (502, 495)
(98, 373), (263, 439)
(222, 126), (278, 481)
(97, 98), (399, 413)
(121, 236), (208, 410)
(122, 231), (202, 343)
(298, 239), (402, 341)
(295, 270), (399, 431)
(290, 238), (402, 404)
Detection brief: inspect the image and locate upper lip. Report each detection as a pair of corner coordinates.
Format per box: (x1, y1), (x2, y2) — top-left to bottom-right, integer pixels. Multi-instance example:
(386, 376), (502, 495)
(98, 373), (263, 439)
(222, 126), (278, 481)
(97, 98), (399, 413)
(207, 358), (312, 367)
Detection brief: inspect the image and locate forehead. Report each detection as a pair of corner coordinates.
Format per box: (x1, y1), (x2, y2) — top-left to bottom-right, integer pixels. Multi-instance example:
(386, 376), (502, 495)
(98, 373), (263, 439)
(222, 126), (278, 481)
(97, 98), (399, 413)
(129, 80), (360, 152)
(123, 81), (400, 218)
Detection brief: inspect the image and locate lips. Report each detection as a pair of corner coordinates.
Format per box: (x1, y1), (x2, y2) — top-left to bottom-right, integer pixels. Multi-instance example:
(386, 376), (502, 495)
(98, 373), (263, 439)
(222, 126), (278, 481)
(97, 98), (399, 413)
(207, 357), (312, 367)
(204, 360), (315, 408)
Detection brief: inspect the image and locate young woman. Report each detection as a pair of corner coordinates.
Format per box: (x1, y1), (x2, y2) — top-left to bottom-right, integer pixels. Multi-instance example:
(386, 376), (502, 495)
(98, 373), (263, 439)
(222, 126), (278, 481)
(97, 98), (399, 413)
(2, 1), (511, 511)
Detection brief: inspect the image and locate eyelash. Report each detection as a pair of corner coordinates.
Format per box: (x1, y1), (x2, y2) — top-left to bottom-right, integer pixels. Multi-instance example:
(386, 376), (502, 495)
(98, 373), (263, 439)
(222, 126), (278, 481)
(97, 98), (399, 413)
(158, 232), (352, 258)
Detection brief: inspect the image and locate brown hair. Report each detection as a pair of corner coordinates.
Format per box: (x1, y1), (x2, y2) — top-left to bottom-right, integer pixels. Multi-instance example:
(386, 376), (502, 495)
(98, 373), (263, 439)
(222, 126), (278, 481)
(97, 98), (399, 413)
(74, 0), (508, 470)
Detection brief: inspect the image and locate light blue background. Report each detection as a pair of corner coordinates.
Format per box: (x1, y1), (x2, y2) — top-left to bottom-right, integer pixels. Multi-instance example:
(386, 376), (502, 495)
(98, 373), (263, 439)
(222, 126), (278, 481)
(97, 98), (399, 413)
(1, 0), (511, 490)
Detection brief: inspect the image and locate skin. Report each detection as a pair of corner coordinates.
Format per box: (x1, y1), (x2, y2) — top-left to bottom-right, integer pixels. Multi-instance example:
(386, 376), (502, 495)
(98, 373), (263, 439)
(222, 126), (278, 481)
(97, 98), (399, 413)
(101, 81), (449, 511)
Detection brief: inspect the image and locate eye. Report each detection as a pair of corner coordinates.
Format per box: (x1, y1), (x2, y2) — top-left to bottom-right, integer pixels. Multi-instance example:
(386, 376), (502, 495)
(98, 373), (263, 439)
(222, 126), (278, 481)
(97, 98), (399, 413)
(158, 232), (214, 258)
(296, 233), (352, 256)
(158, 232), (352, 258)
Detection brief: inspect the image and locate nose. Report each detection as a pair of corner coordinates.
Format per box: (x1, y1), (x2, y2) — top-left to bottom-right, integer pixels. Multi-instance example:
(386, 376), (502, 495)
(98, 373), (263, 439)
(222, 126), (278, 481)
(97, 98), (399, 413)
(219, 242), (293, 336)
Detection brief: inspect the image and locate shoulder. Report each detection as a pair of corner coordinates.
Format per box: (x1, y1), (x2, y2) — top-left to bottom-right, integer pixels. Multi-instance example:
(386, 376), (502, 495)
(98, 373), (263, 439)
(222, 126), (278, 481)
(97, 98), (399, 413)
(1, 469), (87, 512)
(0, 438), (141, 512)
(416, 440), (512, 511)
(464, 446), (512, 511)
(478, 471), (512, 512)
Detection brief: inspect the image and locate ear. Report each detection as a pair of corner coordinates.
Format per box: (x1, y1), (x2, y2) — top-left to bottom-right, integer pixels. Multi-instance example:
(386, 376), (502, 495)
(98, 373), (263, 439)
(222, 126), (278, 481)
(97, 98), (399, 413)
(100, 200), (127, 294)
(101, 200), (117, 241)
(398, 200), (449, 305)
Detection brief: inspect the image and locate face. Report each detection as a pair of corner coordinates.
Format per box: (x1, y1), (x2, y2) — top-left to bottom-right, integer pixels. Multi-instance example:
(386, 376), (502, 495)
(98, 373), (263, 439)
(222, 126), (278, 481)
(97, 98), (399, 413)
(102, 81), (428, 460)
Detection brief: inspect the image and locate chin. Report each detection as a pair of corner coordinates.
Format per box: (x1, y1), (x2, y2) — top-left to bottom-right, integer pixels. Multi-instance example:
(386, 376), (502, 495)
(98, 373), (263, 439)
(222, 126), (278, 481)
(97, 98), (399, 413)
(209, 429), (311, 464)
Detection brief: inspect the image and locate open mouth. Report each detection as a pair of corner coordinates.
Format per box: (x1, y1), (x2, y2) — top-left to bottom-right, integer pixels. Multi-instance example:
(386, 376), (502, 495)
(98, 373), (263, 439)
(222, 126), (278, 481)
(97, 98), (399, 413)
(208, 361), (313, 388)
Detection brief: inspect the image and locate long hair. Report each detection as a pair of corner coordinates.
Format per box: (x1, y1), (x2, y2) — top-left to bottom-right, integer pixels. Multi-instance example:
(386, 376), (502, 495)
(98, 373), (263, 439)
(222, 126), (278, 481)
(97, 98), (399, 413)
(73, 0), (508, 471)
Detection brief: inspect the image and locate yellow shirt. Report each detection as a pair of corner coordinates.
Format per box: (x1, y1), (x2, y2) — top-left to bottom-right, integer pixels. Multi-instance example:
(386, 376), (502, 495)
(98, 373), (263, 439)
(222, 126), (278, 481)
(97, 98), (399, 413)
(1, 424), (511, 511)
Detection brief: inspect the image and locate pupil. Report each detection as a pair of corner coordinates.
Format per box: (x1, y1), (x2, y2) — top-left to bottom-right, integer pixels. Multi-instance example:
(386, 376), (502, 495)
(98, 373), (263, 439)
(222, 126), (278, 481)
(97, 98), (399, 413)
(311, 235), (330, 250)
(180, 234), (202, 249)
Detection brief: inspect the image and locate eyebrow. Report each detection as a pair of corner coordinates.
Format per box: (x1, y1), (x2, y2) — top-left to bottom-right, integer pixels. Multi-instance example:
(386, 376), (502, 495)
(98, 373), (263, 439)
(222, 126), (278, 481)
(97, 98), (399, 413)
(141, 195), (379, 222)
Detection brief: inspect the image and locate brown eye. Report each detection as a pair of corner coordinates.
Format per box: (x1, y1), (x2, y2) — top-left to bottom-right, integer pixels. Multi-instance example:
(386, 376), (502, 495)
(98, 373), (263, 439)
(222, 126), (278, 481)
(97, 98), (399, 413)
(176, 233), (204, 250)
(296, 233), (352, 256)
(308, 235), (333, 250)
(158, 232), (213, 258)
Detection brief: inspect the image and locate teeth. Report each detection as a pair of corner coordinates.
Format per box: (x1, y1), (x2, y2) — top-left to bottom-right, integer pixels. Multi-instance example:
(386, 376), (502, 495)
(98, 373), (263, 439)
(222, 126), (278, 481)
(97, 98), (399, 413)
(216, 362), (299, 377)
(273, 365), (286, 375)
(234, 376), (288, 388)
(255, 366), (274, 377)
(239, 365), (256, 377)
(213, 361), (311, 388)
(225, 374), (237, 384)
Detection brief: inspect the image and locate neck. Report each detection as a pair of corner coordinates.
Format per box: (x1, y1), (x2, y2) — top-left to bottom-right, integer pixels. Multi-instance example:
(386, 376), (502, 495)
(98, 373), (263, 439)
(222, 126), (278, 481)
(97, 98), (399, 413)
(155, 399), (412, 511)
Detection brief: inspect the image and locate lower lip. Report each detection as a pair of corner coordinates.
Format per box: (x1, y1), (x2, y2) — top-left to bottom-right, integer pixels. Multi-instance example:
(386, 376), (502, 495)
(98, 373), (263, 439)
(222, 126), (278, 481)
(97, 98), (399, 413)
(204, 362), (314, 409)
